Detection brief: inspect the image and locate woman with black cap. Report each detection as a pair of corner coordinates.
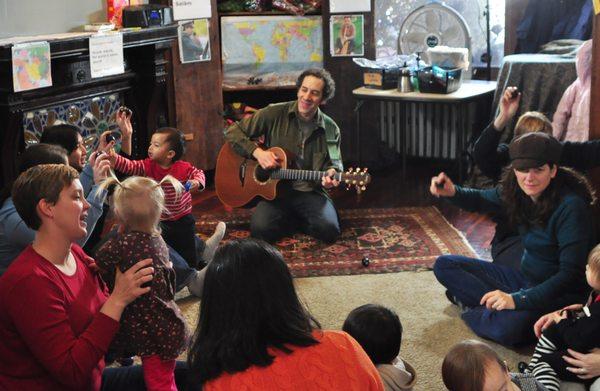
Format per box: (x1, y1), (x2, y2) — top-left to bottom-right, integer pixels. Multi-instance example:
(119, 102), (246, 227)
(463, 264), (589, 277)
(430, 132), (596, 346)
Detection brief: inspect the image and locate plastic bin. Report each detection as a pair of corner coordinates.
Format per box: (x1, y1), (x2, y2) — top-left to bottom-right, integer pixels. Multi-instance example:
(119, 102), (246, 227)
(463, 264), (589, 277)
(416, 66), (462, 94)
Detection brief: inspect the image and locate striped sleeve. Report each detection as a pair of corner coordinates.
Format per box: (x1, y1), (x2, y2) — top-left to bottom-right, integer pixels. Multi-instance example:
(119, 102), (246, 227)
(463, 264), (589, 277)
(113, 155), (146, 176)
(188, 165), (205, 191)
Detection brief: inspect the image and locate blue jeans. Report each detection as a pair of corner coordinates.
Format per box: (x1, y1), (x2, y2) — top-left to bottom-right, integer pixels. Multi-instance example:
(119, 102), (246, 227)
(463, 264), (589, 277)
(251, 190), (340, 243)
(434, 255), (543, 346)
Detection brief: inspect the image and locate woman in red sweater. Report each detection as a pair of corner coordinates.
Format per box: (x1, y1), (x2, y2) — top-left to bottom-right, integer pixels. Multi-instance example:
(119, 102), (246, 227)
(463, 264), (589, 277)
(186, 238), (384, 391)
(0, 164), (154, 391)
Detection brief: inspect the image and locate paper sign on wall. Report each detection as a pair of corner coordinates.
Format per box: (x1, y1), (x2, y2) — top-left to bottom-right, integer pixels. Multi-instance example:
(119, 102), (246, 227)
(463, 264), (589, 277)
(330, 0), (370, 13)
(594, 0), (600, 15)
(89, 32), (124, 78)
(173, 0), (211, 21)
(12, 41), (52, 92)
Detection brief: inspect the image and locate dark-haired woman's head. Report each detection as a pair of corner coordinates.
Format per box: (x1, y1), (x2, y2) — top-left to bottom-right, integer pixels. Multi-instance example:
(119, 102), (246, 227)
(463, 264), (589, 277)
(40, 124), (86, 171)
(342, 304), (402, 365)
(19, 144), (68, 173)
(508, 132), (561, 201)
(187, 239), (320, 385)
(502, 132), (595, 227)
(442, 340), (509, 391)
(0, 144), (68, 205)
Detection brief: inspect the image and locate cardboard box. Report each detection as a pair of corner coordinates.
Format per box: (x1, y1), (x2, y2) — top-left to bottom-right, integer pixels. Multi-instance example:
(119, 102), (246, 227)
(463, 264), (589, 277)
(363, 67), (399, 89)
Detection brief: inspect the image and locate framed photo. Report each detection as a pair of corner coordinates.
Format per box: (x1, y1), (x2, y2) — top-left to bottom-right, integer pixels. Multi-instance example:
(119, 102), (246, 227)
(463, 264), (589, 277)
(178, 19), (211, 64)
(220, 15), (323, 89)
(330, 15), (364, 57)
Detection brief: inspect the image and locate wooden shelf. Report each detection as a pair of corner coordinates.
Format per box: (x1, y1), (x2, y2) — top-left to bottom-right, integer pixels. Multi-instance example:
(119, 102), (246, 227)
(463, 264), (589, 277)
(218, 11), (321, 17)
(222, 84), (297, 92)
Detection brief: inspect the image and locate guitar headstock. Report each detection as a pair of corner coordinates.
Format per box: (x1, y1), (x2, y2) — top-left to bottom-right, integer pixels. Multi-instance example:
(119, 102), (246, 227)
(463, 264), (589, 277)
(341, 167), (371, 194)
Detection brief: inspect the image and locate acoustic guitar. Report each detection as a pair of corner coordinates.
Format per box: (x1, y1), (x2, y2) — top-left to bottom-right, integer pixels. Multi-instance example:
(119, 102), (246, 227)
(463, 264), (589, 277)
(215, 142), (371, 208)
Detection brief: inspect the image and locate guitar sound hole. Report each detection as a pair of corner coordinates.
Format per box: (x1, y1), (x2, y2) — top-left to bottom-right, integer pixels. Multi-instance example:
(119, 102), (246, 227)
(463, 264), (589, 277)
(255, 166), (271, 183)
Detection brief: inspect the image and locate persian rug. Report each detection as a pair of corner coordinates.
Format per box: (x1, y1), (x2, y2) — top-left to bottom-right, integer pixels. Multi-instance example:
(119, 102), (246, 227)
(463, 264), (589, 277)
(196, 207), (477, 278)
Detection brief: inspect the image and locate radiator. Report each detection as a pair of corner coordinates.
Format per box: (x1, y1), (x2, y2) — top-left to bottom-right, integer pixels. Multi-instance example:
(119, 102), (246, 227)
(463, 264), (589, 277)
(378, 100), (477, 160)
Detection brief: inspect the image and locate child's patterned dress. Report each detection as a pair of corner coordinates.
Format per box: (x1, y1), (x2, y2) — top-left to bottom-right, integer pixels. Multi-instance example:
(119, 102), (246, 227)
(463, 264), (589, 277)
(96, 231), (188, 359)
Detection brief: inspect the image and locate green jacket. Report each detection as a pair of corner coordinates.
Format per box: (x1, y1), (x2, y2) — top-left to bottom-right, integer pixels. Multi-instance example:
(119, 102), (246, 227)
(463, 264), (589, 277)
(224, 101), (343, 192)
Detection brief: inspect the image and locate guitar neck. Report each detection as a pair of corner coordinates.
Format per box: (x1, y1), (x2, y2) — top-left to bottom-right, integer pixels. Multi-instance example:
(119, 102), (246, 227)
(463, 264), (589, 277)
(270, 169), (341, 182)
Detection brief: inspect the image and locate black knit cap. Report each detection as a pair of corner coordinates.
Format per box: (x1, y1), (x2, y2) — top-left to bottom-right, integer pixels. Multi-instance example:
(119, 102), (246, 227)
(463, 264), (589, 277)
(509, 132), (562, 170)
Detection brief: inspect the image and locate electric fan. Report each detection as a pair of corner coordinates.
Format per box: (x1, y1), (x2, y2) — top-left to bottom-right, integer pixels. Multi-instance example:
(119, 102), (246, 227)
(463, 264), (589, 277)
(398, 2), (471, 57)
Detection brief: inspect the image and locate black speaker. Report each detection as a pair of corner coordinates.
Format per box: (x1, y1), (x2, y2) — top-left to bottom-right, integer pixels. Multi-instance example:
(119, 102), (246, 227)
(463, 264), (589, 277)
(122, 5), (173, 28)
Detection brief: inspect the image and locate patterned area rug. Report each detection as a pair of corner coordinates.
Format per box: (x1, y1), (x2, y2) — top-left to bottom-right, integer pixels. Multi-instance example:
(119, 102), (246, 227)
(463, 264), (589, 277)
(196, 207), (476, 278)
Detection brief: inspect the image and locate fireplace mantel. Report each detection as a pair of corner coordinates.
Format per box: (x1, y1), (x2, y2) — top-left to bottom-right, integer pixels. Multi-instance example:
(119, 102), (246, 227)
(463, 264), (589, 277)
(0, 26), (178, 187)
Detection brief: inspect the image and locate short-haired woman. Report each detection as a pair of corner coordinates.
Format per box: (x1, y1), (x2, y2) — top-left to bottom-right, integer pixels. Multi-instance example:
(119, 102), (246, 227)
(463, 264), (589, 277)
(187, 238), (384, 390)
(431, 132), (595, 345)
(0, 164), (153, 390)
(0, 144), (108, 275)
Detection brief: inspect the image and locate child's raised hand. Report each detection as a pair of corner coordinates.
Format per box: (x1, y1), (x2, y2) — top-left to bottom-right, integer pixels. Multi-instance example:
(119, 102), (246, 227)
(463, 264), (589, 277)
(116, 106), (133, 138)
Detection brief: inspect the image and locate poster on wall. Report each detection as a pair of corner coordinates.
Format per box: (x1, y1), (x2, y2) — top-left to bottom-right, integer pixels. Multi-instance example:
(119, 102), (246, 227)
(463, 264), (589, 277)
(220, 15), (323, 89)
(12, 41), (52, 92)
(89, 32), (124, 78)
(330, 0), (370, 13)
(173, 0), (211, 21)
(330, 15), (364, 57)
(178, 19), (211, 63)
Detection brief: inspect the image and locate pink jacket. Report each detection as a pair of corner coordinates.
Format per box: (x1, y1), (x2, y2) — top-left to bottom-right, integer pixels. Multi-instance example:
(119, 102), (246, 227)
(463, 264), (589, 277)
(552, 40), (592, 142)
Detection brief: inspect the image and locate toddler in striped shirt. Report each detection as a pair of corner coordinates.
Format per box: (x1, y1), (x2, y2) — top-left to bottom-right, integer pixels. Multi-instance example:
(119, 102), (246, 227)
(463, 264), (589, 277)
(111, 127), (225, 268)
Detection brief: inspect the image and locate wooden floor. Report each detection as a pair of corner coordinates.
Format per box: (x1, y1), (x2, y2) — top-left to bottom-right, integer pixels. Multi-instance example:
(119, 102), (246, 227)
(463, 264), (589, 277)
(192, 160), (496, 258)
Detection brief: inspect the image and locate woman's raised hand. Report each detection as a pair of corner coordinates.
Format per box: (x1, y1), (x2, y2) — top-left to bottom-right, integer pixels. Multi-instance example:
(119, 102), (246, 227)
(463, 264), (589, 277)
(494, 86), (521, 130)
(90, 150), (111, 185)
(430, 172), (456, 198)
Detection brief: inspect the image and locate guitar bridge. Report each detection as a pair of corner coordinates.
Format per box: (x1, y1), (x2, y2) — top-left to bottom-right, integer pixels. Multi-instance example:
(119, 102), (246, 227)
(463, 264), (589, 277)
(239, 160), (247, 187)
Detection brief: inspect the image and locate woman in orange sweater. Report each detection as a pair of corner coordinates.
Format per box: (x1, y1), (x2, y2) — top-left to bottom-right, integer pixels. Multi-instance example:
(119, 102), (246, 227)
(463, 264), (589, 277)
(186, 238), (384, 391)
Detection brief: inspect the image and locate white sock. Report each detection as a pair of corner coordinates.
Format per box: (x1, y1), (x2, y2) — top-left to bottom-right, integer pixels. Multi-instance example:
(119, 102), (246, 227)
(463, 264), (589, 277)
(186, 269), (207, 298)
(201, 221), (226, 263)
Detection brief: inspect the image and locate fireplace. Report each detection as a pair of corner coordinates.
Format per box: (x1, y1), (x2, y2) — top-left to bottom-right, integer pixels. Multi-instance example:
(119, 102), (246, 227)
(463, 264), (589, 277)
(0, 26), (178, 187)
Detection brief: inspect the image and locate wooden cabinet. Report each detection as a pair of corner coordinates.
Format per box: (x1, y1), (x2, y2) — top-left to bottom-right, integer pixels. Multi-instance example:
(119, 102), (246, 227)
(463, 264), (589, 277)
(162, 0), (224, 171)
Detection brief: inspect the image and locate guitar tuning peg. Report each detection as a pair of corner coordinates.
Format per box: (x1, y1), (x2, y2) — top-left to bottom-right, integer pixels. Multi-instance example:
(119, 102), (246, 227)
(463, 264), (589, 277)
(359, 181), (364, 185)
(363, 168), (368, 172)
(352, 180), (357, 184)
(348, 167), (353, 172)
(361, 186), (366, 191)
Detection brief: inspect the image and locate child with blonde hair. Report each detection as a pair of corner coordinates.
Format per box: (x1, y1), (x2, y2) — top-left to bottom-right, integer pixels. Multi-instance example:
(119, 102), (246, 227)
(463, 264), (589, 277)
(95, 174), (190, 391)
(513, 111), (553, 137)
(521, 244), (600, 390)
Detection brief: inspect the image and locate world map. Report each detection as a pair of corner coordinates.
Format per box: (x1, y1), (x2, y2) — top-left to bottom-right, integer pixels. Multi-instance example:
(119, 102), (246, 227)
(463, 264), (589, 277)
(221, 15), (323, 88)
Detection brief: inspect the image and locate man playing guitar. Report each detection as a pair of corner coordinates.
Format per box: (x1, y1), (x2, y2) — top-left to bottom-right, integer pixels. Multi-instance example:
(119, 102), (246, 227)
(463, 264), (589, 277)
(224, 68), (343, 243)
